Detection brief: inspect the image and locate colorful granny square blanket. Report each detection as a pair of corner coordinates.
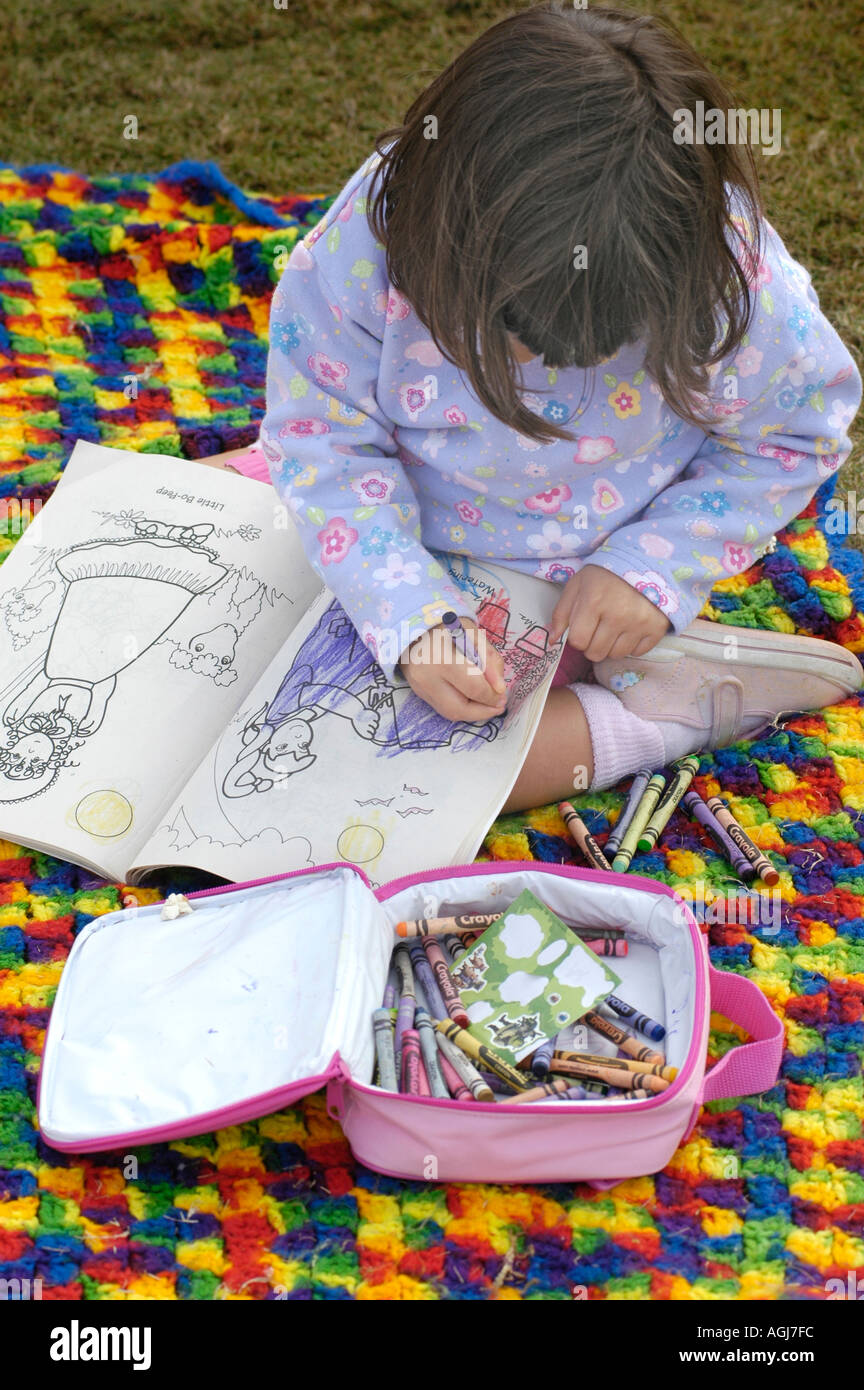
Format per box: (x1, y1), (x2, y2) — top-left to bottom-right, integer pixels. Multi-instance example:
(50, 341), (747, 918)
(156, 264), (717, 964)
(1, 161), (863, 1299)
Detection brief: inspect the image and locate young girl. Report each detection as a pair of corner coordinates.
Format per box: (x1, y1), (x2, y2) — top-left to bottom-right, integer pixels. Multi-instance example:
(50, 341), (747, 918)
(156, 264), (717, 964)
(247, 2), (862, 812)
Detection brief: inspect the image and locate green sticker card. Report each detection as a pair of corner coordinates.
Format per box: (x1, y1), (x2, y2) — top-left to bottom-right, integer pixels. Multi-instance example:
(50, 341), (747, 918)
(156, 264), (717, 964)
(449, 887), (620, 1064)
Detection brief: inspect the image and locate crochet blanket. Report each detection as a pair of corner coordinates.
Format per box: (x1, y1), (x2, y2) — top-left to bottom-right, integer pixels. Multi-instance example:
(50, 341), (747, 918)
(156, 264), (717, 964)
(1, 161), (863, 1300)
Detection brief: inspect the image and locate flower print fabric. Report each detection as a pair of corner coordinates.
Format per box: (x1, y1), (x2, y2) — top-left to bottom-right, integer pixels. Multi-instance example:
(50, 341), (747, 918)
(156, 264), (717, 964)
(262, 149), (862, 680)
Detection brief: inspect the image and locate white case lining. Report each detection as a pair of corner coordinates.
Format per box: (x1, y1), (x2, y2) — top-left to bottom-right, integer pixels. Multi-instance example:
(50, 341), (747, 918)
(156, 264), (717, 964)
(39, 864), (697, 1144)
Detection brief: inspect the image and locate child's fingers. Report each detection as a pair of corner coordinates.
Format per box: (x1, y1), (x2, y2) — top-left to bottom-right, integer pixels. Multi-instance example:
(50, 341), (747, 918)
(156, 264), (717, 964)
(564, 606), (602, 657)
(421, 676), (506, 723)
(446, 658), (508, 709)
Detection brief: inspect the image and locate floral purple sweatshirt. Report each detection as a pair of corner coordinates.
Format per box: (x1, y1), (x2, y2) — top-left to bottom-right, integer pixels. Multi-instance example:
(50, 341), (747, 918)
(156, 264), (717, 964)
(261, 148), (861, 682)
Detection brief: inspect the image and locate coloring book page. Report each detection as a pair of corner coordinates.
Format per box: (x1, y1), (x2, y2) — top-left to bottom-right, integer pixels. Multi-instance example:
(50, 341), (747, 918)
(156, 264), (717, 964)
(0, 442), (322, 879)
(137, 555), (566, 885)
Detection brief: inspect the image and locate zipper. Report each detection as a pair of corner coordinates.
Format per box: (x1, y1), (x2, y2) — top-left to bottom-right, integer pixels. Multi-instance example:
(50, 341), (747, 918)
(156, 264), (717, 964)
(125, 858), (705, 1120)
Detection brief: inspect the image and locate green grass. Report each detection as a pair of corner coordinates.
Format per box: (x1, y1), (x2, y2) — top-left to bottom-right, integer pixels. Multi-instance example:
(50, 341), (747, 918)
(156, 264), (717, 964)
(1, 0), (862, 501)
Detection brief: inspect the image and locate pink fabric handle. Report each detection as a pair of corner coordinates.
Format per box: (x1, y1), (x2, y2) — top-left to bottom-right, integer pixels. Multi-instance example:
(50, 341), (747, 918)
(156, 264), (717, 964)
(700, 963), (784, 1102)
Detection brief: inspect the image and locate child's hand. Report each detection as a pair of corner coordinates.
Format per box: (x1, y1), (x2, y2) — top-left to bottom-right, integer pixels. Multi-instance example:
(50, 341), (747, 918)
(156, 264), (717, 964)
(549, 564), (671, 662)
(400, 619), (508, 722)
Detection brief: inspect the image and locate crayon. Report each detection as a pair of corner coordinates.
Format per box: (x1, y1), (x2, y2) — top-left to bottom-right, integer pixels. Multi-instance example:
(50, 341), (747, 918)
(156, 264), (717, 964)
(504, 1079), (573, 1103)
(558, 801), (613, 871)
(705, 796), (780, 884)
(682, 790), (753, 879)
(549, 1075), (611, 1095)
(531, 1037), (557, 1079)
(393, 947), (416, 1075)
(637, 755), (701, 852)
(605, 768), (652, 859)
(422, 935), (470, 1026)
(478, 1069), (513, 1096)
(554, 1050), (678, 1082)
(408, 942), (448, 1020)
(440, 608), (489, 678)
(570, 926), (625, 940)
(436, 1033), (495, 1102)
(417, 1053), (431, 1096)
(396, 912), (502, 937)
(581, 937), (628, 957)
(400, 1029), (423, 1094)
(612, 772), (666, 872)
(415, 1008), (450, 1098)
(582, 1009), (666, 1065)
(623, 1089), (654, 1100)
(550, 1058), (670, 1092)
(372, 1008), (399, 1092)
(444, 932), (470, 963)
(603, 994), (666, 1042)
(437, 1020), (533, 1093)
(383, 981), (397, 1010)
(437, 1047), (472, 1101)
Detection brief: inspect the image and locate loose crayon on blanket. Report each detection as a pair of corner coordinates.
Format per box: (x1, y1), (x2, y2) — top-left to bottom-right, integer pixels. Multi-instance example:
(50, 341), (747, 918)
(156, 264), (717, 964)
(605, 767), (651, 859)
(415, 1008), (449, 1098)
(612, 771), (666, 872)
(682, 790), (753, 879)
(550, 1059), (670, 1092)
(437, 1047), (472, 1101)
(421, 935), (469, 1026)
(557, 801), (613, 871)
(705, 795), (780, 884)
(582, 1009), (666, 1065)
(531, 1036), (557, 1079)
(396, 912), (502, 937)
(437, 1020), (533, 1093)
(408, 941), (448, 1020)
(372, 1009), (399, 1093)
(400, 1029), (424, 1095)
(436, 1033), (495, 1102)
(554, 1050), (678, 1082)
(603, 995), (666, 1042)
(637, 755), (701, 852)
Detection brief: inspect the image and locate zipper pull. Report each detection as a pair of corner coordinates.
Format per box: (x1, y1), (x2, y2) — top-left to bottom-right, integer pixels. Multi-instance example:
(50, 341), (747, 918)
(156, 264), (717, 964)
(160, 892), (194, 920)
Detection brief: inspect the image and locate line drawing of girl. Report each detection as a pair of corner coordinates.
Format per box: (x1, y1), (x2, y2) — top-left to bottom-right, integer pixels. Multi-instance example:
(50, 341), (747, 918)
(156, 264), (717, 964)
(0, 531), (228, 804)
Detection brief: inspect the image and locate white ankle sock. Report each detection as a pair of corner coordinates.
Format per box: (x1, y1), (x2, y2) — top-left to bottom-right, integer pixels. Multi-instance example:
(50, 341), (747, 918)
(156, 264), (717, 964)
(571, 682), (702, 790)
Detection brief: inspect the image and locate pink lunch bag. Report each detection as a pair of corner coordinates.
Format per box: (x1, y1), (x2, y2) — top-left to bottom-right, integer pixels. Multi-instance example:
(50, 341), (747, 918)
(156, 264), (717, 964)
(37, 859), (783, 1184)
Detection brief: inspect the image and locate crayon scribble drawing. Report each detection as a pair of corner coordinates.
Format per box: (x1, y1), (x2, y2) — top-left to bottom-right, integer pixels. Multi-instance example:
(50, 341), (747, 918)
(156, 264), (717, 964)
(0, 513), (290, 809)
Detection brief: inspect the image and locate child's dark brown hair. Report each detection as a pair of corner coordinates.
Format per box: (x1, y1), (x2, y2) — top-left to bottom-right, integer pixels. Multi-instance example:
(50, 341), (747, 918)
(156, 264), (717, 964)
(367, 1), (764, 444)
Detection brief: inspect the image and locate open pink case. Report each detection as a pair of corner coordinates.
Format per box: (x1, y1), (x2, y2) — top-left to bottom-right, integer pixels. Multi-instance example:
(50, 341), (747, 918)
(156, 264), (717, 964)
(37, 859), (783, 1184)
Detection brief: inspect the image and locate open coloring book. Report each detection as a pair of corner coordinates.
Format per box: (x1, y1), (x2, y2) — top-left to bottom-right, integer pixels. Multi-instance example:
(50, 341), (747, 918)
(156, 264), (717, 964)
(0, 442), (566, 886)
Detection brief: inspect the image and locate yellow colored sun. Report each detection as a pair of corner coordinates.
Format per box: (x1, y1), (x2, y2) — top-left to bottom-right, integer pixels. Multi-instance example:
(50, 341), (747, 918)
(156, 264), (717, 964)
(75, 790), (134, 839)
(337, 823), (385, 865)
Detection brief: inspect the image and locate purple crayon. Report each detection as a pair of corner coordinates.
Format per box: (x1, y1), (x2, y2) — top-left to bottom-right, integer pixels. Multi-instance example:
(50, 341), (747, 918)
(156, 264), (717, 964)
(682, 789), (753, 879)
(531, 1037), (557, 1079)
(408, 941), (448, 1020)
(393, 947), (416, 1077)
